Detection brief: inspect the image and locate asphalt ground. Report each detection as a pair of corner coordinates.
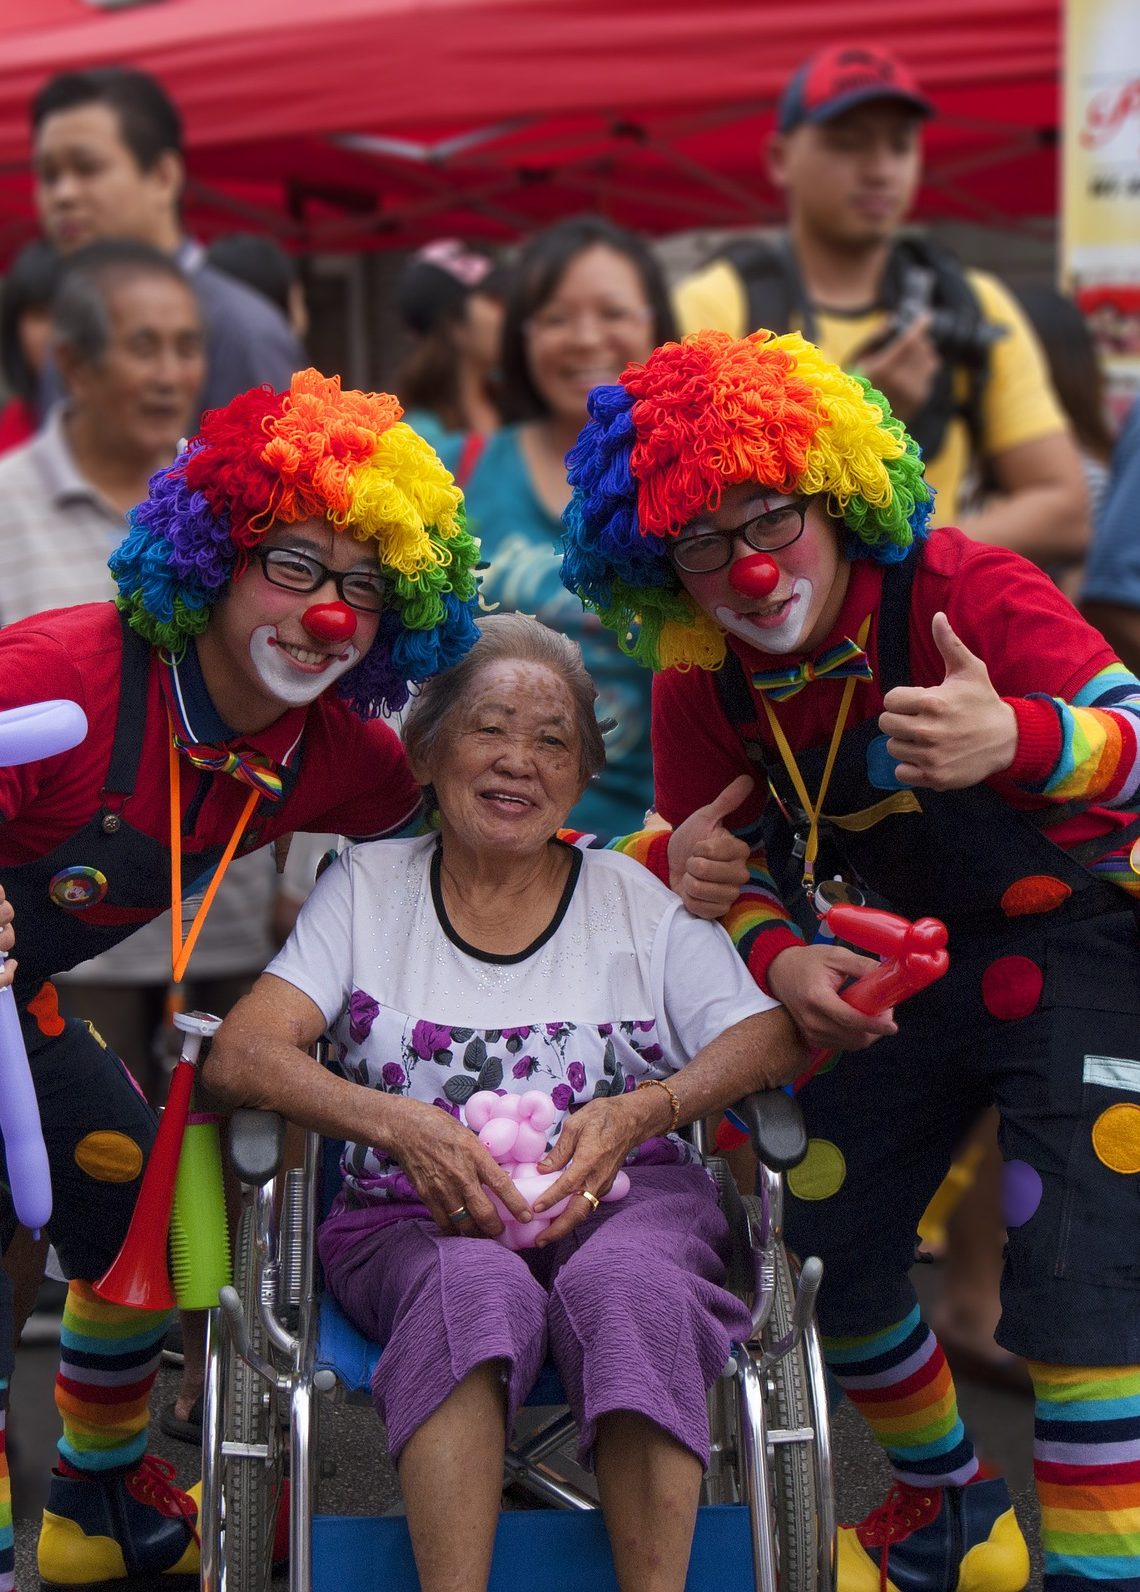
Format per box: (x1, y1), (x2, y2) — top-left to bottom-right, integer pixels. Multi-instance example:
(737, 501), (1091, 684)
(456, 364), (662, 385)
(10, 1257), (1042, 1592)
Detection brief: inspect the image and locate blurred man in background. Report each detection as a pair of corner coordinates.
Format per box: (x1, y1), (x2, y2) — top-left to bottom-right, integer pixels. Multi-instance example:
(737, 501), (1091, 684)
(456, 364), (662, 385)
(0, 240), (203, 627)
(675, 44), (1089, 567)
(32, 66), (303, 428)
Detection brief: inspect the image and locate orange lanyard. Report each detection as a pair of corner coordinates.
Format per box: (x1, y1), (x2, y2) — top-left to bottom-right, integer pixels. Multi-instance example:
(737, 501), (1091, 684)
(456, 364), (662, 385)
(167, 729), (259, 983)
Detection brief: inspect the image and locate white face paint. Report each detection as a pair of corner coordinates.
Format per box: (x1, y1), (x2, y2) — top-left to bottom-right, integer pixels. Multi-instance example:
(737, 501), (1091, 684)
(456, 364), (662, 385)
(714, 577), (815, 654)
(248, 625), (361, 707)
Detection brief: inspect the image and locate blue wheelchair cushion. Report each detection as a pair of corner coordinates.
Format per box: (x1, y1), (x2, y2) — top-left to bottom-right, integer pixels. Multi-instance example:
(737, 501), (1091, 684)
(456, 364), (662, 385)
(316, 1290), (567, 1405)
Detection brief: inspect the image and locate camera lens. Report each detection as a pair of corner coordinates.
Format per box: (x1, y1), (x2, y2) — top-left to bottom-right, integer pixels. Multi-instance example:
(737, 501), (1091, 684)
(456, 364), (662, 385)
(927, 309), (1006, 370)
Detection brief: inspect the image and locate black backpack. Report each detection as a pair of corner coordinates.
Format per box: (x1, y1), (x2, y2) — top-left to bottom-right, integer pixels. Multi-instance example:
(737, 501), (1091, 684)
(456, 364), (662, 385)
(714, 234), (992, 470)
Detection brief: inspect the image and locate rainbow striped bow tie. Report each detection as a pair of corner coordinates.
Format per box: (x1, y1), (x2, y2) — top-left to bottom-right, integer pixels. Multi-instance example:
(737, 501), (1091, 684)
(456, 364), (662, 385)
(750, 639), (873, 701)
(173, 737), (285, 801)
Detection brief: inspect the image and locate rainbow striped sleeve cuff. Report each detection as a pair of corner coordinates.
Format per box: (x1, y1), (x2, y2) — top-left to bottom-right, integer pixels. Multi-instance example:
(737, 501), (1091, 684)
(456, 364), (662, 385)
(1001, 665), (1140, 808)
(723, 843), (803, 991)
(560, 826), (673, 884)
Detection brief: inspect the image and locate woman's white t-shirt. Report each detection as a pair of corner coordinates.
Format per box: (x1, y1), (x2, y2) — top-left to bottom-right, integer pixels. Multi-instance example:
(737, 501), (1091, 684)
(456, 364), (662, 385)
(267, 835), (778, 1204)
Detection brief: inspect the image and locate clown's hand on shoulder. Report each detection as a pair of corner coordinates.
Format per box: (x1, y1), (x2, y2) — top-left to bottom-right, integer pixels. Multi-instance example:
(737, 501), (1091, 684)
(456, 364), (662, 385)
(667, 774), (753, 918)
(0, 885), (15, 989)
(767, 943), (899, 1053)
(878, 613), (1017, 792)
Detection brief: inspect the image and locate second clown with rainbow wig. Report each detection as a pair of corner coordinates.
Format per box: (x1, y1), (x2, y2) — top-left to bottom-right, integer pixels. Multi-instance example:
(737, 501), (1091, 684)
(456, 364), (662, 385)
(0, 370), (482, 1589)
(563, 331), (1140, 1592)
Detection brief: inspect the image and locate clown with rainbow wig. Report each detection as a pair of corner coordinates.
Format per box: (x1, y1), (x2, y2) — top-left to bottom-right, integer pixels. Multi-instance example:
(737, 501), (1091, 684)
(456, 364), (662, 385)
(0, 370), (483, 1587)
(112, 366), (480, 718)
(563, 330), (1140, 1592)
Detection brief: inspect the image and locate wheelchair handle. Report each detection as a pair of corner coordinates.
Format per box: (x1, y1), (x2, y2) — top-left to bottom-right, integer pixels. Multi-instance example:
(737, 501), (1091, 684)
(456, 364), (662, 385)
(758, 1254), (824, 1372)
(792, 1256), (823, 1333)
(219, 1284), (284, 1392)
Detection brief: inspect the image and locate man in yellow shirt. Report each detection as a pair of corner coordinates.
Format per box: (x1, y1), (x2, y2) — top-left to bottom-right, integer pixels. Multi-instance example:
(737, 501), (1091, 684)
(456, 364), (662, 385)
(675, 44), (1088, 566)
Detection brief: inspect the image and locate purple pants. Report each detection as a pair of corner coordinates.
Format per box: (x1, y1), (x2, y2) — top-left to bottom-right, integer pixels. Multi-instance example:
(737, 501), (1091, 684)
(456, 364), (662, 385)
(318, 1163), (751, 1468)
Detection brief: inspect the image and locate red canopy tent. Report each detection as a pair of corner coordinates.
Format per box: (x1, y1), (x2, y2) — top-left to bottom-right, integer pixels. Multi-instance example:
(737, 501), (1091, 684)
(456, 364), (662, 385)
(0, 0), (1061, 258)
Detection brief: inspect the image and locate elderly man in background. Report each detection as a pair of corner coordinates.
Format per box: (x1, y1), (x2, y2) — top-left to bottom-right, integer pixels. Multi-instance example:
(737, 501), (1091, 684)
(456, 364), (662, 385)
(0, 239), (203, 627)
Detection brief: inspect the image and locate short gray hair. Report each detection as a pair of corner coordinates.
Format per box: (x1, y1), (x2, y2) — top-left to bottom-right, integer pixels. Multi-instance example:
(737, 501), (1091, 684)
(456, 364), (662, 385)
(403, 613), (608, 784)
(51, 240), (193, 366)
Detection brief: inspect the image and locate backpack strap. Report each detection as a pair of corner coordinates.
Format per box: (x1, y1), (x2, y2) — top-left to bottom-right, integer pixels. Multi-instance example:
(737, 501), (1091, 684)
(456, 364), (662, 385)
(883, 237), (992, 470)
(714, 237), (806, 340)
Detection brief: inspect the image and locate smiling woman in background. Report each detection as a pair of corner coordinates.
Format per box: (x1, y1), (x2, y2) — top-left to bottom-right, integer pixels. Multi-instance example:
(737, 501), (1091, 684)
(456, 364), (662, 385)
(445, 217), (676, 837)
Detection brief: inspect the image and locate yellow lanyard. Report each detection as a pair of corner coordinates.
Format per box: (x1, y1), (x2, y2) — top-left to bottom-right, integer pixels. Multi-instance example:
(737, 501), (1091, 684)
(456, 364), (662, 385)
(168, 729), (260, 983)
(757, 616), (872, 899)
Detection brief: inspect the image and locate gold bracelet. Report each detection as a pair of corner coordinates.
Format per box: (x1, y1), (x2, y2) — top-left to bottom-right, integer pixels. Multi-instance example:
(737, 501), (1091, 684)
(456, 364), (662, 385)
(637, 1077), (681, 1132)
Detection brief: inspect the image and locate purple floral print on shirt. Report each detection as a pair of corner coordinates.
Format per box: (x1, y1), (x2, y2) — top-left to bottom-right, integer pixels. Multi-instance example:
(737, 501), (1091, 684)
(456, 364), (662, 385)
(348, 989), (380, 1044)
(411, 1020), (452, 1060)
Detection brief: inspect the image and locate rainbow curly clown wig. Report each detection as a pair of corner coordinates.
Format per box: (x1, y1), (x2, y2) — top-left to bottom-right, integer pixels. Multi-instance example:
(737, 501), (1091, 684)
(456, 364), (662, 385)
(110, 368), (480, 715)
(560, 329), (933, 671)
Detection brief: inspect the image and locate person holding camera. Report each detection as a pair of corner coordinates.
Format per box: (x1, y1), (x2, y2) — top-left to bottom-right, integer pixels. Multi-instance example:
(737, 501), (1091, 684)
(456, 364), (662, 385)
(675, 44), (1089, 568)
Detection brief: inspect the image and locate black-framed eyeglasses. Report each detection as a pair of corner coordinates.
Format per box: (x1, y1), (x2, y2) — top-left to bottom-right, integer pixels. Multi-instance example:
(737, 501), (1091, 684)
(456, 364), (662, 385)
(254, 547), (386, 612)
(669, 500), (810, 574)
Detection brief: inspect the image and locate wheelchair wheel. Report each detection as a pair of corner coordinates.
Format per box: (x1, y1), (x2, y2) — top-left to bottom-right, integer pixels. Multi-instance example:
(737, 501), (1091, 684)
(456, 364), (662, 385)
(744, 1201), (821, 1592)
(222, 1202), (286, 1592)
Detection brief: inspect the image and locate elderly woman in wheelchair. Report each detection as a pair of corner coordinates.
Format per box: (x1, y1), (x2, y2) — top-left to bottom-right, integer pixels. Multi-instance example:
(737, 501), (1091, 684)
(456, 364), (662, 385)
(205, 612), (805, 1592)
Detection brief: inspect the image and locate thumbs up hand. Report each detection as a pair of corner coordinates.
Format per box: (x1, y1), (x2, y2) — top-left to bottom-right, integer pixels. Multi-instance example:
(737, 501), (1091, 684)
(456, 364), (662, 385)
(667, 773), (755, 917)
(879, 612), (1017, 790)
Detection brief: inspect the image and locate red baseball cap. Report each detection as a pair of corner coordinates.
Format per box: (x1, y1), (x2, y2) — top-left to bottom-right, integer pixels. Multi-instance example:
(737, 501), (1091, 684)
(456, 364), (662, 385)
(778, 45), (933, 134)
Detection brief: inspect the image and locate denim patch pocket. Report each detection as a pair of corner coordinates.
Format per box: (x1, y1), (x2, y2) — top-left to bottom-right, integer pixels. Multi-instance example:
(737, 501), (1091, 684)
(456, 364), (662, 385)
(1055, 1047), (1140, 1286)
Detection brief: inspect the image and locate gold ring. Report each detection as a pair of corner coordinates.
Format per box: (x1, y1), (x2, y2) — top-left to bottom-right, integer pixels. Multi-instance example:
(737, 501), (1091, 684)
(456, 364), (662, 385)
(580, 1188), (600, 1212)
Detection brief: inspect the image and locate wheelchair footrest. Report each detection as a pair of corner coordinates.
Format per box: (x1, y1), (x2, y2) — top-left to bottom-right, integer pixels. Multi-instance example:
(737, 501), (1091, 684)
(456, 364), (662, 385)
(311, 1504), (755, 1590)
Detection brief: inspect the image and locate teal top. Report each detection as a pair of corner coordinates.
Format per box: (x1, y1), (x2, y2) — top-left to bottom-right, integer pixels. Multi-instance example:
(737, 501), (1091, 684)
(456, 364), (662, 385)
(403, 408), (459, 457)
(441, 424), (654, 838)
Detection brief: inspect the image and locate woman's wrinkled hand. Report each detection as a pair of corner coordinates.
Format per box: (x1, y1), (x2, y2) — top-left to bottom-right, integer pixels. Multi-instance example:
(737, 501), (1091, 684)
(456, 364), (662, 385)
(393, 1099), (534, 1238)
(0, 888), (15, 990)
(767, 943), (898, 1053)
(667, 775), (754, 918)
(530, 1097), (643, 1246)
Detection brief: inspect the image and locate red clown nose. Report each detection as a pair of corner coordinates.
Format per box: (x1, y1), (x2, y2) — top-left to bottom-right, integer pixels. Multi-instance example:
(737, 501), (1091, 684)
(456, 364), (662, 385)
(301, 602), (357, 644)
(728, 553), (780, 599)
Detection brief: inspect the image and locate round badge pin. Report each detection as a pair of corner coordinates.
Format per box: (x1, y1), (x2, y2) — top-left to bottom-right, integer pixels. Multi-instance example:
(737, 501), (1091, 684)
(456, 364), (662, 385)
(49, 865), (109, 910)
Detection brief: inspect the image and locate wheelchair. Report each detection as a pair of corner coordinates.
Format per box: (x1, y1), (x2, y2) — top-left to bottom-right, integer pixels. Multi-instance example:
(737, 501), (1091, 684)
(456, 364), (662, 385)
(200, 1051), (836, 1592)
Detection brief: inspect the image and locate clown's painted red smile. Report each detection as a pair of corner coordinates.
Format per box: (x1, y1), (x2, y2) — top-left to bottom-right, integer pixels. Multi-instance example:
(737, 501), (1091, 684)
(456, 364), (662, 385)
(673, 485), (850, 657)
(198, 519), (382, 732)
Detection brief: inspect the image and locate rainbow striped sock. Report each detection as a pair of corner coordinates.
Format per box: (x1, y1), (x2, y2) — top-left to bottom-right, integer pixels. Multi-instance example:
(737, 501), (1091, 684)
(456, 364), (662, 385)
(824, 1306), (979, 1487)
(0, 1377), (12, 1592)
(1029, 1360), (1140, 1591)
(55, 1282), (170, 1473)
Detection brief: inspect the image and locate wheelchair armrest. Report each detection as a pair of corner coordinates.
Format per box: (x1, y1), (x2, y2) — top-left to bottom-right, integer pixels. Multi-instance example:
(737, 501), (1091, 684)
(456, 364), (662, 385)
(228, 1108), (286, 1185)
(734, 1089), (808, 1171)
